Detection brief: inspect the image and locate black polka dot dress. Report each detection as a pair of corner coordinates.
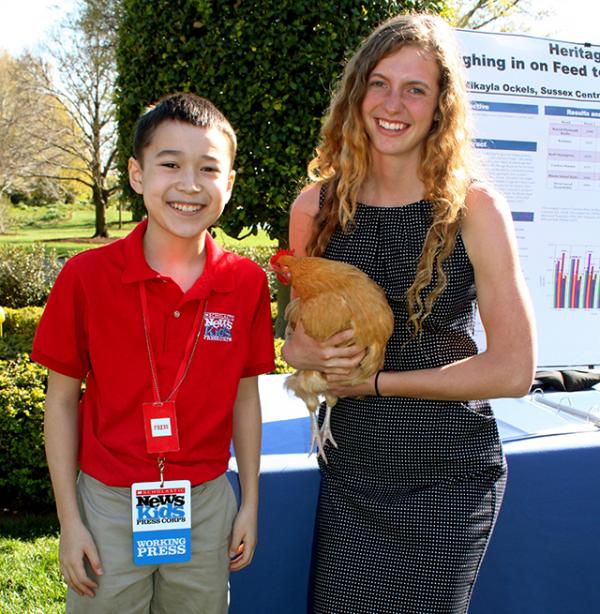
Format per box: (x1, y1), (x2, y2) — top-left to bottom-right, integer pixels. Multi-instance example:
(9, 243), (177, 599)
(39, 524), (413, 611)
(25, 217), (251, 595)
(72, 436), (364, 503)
(310, 198), (507, 614)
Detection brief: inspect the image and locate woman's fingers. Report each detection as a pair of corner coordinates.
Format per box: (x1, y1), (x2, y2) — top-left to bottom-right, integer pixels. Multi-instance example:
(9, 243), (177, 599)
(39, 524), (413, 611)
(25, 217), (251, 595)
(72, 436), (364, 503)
(321, 344), (367, 372)
(325, 328), (356, 346)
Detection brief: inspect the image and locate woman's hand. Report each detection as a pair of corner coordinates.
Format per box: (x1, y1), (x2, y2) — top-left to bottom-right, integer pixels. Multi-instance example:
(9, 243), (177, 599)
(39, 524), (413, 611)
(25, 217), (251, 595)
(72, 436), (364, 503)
(281, 320), (366, 374)
(326, 370), (378, 398)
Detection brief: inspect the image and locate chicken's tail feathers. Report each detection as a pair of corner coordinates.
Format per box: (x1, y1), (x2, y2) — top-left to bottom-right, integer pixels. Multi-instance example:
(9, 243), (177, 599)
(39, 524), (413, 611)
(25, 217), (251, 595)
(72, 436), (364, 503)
(285, 370), (328, 413)
(357, 343), (387, 379)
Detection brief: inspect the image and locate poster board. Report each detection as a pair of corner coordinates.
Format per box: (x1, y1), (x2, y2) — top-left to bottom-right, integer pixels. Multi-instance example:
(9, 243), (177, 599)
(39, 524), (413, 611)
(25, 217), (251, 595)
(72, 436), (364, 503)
(455, 29), (600, 366)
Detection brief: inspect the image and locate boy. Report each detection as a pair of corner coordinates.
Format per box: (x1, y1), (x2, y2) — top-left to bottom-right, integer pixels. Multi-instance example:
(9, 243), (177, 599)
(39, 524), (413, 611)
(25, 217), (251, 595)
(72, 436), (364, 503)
(32, 93), (275, 613)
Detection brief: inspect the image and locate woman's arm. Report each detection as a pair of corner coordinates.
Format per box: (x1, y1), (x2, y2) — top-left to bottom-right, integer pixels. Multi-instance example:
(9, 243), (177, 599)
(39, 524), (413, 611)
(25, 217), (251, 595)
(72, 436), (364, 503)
(328, 184), (537, 401)
(288, 184), (320, 258)
(282, 185), (366, 374)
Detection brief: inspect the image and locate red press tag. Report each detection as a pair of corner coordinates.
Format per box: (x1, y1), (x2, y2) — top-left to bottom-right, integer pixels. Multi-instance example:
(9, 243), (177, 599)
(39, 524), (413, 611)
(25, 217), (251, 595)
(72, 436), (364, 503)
(142, 401), (180, 453)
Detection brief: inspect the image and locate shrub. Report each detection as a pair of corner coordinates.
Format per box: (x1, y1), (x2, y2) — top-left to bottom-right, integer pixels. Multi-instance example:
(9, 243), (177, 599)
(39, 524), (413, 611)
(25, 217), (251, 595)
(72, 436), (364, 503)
(9, 191), (27, 205)
(273, 338), (294, 375)
(225, 244), (277, 298)
(0, 355), (53, 511)
(38, 207), (64, 223)
(22, 203), (74, 228)
(0, 306), (43, 360)
(0, 244), (63, 308)
(116, 0), (443, 240)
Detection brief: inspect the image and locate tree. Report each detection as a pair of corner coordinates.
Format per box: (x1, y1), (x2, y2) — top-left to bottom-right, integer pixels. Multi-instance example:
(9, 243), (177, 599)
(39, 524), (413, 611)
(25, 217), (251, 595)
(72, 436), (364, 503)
(444, 0), (546, 32)
(23, 0), (120, 237)
(0, 52), (72, 203)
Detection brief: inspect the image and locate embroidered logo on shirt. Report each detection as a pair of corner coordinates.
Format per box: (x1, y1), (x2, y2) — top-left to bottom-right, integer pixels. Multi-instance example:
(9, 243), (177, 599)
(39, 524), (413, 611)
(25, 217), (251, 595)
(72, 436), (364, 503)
(203, 312), (235, 342)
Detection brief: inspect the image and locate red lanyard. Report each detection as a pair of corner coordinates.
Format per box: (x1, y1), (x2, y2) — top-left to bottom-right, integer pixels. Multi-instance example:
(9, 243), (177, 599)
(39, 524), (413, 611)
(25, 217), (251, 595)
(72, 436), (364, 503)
(138, 283), (206, 404)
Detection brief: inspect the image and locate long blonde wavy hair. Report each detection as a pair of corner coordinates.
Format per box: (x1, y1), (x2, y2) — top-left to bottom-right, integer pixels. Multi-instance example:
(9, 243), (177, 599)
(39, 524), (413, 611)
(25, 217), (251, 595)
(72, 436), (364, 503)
(306, 13), (474, 336)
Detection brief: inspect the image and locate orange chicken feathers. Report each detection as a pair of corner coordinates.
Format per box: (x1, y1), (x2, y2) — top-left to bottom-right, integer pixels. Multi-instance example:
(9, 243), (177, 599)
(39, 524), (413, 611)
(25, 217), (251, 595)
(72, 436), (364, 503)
(271, 252), (394, 460)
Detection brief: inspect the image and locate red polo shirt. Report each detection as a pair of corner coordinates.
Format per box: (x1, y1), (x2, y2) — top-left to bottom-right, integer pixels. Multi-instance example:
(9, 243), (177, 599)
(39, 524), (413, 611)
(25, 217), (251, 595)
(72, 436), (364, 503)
(32, 221), (275, 486)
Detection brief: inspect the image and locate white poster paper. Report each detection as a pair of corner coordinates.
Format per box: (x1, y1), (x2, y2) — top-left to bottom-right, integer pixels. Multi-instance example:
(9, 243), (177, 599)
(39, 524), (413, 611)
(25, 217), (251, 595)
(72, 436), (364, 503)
(455, 29), (600, 366)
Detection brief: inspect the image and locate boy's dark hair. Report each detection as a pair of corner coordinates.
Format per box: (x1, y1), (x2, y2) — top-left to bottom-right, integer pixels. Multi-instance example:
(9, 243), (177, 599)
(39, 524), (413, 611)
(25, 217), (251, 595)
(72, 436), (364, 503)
(133, 93), (237, 165)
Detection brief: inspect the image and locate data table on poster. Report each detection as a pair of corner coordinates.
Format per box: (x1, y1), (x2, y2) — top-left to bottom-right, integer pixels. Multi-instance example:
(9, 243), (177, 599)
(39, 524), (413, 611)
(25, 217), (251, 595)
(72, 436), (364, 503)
(546, 107), (600, 192)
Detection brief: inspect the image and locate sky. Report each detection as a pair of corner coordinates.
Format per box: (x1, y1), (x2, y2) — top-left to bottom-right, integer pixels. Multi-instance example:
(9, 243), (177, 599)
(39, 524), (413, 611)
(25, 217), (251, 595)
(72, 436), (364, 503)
(0, 1), (76, 56)
(510, 0), (600, 45)
(1, 0), (600, 57)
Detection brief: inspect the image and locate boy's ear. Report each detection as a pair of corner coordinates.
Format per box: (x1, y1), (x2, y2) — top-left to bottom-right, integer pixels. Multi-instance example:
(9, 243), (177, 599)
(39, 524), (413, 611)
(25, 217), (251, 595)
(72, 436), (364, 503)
(225, 169), (236, 202)
(128, 157), (144, 195)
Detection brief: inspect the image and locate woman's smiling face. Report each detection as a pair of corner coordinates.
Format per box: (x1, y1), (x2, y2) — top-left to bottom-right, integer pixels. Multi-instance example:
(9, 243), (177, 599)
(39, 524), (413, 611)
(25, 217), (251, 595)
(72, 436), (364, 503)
(361, 45), (440, 165)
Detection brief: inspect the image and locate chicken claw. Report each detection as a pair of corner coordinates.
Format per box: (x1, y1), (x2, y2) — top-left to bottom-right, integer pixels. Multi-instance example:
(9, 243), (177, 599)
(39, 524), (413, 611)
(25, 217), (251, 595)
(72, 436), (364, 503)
(309, 411), (329, 463)
(320, 403), (338, 452)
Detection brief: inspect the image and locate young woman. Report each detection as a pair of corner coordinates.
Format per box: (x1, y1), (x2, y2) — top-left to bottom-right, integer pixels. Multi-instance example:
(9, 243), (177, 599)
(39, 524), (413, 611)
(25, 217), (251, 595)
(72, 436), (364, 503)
(283, 12), (536, 613)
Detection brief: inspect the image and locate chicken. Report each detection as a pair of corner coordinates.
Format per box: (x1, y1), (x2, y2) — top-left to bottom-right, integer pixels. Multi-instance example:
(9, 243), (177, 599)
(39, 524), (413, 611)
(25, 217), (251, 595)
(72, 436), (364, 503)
(270, 250), (394, 461)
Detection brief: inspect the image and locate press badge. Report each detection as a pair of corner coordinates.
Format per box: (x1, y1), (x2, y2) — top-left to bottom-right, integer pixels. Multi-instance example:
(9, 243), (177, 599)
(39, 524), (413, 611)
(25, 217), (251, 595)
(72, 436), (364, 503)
(131, 480), (191, 565)
(142, 402), (180, 453)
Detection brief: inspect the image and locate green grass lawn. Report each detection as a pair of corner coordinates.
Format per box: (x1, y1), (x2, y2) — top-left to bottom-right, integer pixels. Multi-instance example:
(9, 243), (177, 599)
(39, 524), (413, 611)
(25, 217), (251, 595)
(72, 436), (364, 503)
(0, 202), (276, 255)
(0, 513), (64, 613)
(0, 204), (135, 253)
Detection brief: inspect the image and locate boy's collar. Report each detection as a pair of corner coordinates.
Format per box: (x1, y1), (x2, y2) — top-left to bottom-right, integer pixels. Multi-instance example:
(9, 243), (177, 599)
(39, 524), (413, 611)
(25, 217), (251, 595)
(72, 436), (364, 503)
(121, 220), (234, 295)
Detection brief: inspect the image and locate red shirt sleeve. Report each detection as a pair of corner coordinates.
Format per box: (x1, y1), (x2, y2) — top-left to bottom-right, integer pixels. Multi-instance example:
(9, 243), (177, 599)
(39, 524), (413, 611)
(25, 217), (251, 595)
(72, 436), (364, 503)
(31, 257), (90, 379)
(241, 270), (275, 377)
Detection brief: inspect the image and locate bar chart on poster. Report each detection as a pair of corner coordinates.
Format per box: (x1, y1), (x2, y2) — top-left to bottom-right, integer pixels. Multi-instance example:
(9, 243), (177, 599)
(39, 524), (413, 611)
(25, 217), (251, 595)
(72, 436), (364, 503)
(455, 29), (600, 366)
(549, 245), (599, 308)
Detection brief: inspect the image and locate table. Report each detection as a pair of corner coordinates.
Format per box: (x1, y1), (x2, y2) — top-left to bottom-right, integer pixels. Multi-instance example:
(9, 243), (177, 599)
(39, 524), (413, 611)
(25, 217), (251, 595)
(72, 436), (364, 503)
(228, 376), (600, 613)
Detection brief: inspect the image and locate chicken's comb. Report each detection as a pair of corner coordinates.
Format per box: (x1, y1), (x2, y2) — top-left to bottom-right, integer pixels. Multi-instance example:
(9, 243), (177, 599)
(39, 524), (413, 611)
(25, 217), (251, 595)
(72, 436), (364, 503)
(269, 248), (295, 269)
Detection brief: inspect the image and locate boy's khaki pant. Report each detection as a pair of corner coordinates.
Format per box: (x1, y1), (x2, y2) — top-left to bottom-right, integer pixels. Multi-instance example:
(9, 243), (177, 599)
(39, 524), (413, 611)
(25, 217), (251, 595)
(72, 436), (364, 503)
(66, 471), (237, 614)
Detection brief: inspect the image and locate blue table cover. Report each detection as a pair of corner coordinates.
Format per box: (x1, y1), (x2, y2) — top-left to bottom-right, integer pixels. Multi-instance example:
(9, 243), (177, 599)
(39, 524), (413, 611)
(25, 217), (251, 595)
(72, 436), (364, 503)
(228, 375), (600, 614)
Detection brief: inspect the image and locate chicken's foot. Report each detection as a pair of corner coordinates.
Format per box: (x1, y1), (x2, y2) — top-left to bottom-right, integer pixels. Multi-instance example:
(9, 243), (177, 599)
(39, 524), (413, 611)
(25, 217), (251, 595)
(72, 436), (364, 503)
(309, 411), (328, 463)
(319, 403), (338, 452)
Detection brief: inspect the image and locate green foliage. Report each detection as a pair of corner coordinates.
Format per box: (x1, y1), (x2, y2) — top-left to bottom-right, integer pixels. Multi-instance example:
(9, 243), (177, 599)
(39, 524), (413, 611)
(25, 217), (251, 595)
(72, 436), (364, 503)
(6, 201), (68, 227)
(0, 512), (59, 539)
(274, 337), (294, 374)
(225, 243), (277, 298)
(37, 207), (66, 224)
(8, 187), (68, 208)
(13, 202), (74, 228)
(0, 356), (53, 511)
(445, 0), (527, 30)
(0, 244), (62, 308)
(0, 306), (43, 360)
(116, 0), (444, 239)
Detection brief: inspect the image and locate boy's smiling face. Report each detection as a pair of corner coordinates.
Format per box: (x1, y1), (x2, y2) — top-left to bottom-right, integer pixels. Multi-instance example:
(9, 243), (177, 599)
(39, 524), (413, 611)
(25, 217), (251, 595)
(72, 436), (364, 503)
(128, 120), (235, 243)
